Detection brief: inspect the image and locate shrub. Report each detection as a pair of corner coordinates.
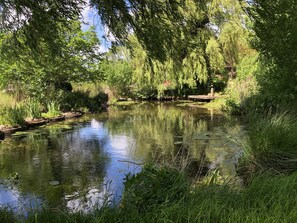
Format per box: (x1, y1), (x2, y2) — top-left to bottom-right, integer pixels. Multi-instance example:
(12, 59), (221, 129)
(60, 91), (108, 113)
(121, 165), (189, 212)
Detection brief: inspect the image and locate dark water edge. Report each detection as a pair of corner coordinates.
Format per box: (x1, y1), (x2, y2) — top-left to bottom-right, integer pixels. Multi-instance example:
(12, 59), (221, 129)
(0, 102), (244, 213)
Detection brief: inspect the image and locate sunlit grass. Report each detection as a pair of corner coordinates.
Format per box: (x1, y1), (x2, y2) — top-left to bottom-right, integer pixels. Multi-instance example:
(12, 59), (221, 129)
(72, 82), (102, 98)
(41, 101), (61, 118)
(3, 167), (297, 222)
(238, 112), (297, 180)
(0, 92), (18, 107)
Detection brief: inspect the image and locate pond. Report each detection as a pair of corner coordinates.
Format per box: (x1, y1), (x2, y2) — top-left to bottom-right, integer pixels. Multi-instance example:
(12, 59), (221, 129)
(0, 102), (244, 213)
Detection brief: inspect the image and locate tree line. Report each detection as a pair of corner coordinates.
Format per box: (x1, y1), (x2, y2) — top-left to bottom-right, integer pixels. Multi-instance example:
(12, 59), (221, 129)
(0, 0), (295, 110)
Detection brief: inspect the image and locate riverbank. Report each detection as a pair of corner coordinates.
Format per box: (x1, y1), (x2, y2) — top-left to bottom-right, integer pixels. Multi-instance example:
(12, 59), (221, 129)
(0, 111), (83, 140)
(113, 98), (227, 112)
(0, 98), (227, 140)
(2, 167), (297, 223)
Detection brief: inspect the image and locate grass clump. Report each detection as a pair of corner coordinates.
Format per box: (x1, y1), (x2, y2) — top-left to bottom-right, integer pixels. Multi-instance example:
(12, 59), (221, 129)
(122, 165), (188, 211)
(239, 112), (297, 179)
(42, 101), (61, 118)
(26, 100), (42, 119)
(0, 105), (26, 126)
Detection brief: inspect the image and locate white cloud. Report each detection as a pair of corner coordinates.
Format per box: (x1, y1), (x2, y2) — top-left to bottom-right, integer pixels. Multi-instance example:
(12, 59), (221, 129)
(99, 45), (109, 53)
(104, 26), (116, 42)
(81, 2), (96, 30)
(80, 1), (111, 52)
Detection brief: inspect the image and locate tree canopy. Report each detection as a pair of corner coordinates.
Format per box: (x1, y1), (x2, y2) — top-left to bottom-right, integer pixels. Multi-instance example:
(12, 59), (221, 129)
(244, 0), (297, 104)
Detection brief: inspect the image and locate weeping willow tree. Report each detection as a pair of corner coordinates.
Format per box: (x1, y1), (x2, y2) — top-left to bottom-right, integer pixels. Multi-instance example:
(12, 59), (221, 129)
(208, 0), (257, 79)
(0, 0), (256, 99)
(109, 0), (211, 97)
(123, 0), (256, 97)
(0, 0), (84, 56)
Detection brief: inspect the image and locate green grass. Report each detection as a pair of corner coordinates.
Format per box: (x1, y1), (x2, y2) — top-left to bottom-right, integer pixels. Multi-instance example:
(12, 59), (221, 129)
(26, 100), (42, 119)
(3, 167), (297, 222)
(238, 112), (297, 179)
(0, 105), (26, 126)
(0, 207), (17, 223)
(0, 92), (18, 107)
(42, 101), (61, 118)
(201, 97), (227, 110)
(0, 92), (26, 126)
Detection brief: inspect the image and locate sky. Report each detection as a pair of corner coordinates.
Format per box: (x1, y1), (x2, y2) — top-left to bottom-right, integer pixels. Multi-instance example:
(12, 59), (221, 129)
(81, 2), (114, 53)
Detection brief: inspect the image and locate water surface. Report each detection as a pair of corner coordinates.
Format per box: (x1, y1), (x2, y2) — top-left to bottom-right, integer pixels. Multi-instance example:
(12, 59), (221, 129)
(0, 102), (244, 212)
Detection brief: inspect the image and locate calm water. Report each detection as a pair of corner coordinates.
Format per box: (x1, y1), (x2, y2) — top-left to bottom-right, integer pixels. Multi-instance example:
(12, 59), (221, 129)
(0, 102), (244, 212)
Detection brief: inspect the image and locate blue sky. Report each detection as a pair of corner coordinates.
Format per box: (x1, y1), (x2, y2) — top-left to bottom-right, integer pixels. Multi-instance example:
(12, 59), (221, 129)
(81, 3), (113, 52)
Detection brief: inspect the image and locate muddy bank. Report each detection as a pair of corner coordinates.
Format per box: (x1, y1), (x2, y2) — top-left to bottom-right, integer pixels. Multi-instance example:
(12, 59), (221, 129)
(0, 111), (83, 140)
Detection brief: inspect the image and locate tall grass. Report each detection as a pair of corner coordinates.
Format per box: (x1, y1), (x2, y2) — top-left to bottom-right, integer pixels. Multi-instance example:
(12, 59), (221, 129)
(239, 112), (297, 179)
(3, 169), (297, 222)
(0, 91), (18, 107)
(26, 100), (42, 119)
(0, 207), (16, 223)
(0, 105), (26, 126)
(42, 101), (61, 118)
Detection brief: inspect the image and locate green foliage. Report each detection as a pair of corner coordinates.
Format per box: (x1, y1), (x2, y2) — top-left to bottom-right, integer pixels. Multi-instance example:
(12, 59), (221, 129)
(42, 101), (61, 118)
(122, 165), (188, 212)
(100, 48), (133, 98)
(206, 37), (225, 73)
(0, 0), (83, 56)
(223, 50), (259, 115)
(4, 172), (297, 222)
(223, 75), (258, 115)
(0, 105), (26, 126)
(0, 207), (16, 223)
(0, 20), (101, 104)
(0, 91), (18, 107)
(246, 0), (297, 107)
(26, 100), (42, 119)
(61, 91), (108, 113)
(239, 112), (297, 179)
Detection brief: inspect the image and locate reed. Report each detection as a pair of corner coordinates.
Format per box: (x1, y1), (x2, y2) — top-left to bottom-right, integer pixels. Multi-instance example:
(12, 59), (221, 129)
(238, 112), (297, 179)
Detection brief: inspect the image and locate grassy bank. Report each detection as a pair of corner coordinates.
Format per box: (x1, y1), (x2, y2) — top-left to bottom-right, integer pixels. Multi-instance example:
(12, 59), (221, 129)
(238, 112), (297, 182)
(2, 166), (297, 222)
(0, 87), (108, 127)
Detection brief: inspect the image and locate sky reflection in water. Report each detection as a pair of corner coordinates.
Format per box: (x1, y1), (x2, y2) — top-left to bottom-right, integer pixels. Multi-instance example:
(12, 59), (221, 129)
(0, 103), (243, 212)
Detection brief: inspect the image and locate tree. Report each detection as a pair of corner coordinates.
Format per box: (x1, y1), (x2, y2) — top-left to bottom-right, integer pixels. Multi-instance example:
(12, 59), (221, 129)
(244, 0), (297, 104)
(0, 0), (257, 99)
(0, 0), (84, 55)
(0, 20), (101, 102)
(100, 47), (133, 98)
(124, 0), (256, 97)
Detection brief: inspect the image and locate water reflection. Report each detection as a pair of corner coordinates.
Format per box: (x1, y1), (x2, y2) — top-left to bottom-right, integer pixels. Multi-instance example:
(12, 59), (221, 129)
(0, 102), (243, 212)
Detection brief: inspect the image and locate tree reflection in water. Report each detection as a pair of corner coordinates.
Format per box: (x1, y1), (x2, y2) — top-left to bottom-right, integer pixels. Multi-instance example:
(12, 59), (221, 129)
(0, 102), (243, 212)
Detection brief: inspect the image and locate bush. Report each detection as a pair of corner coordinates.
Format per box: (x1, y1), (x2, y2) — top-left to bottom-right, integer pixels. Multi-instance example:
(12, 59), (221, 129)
(122, 165), (189, 212)
(60, 91), (108, 113)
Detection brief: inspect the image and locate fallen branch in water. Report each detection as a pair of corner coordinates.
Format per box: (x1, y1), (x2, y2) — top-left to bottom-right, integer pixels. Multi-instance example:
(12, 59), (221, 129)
(118, 160), (144, 166)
